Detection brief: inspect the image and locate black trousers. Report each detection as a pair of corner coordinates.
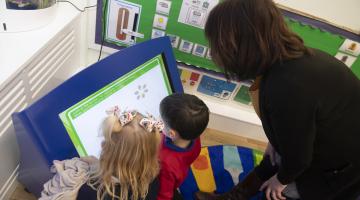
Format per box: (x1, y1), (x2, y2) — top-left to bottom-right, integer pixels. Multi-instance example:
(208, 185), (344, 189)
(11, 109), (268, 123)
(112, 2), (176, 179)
(254, 155), (278, 182)
(173, 189), (183, 200)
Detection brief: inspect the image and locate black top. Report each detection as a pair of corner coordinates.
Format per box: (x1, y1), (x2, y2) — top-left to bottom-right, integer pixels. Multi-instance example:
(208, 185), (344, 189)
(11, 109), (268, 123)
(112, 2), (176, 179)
(258, 49), (360, 200)
(76, 177), (159, 200)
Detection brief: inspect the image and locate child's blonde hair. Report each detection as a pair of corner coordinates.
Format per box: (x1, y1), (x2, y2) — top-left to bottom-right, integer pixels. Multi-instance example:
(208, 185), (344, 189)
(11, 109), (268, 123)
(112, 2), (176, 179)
(92, 113), (160, 200)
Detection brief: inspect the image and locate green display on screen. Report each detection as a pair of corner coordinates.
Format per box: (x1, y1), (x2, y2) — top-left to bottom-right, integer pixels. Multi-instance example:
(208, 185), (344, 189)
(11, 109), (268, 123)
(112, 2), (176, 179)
(59, 55), (172, 157)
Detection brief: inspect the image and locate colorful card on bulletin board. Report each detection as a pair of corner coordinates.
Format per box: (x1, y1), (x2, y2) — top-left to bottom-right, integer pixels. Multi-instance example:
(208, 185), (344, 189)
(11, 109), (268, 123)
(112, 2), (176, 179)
(197, 75), (237, 100)
(233, 85), (252, 105)
(95, 0), (360, 78)
(178, 67), (202, 88)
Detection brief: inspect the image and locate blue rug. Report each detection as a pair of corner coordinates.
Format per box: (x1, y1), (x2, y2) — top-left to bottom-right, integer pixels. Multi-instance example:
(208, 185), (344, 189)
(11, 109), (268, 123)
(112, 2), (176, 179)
(179, 145), (264, 200)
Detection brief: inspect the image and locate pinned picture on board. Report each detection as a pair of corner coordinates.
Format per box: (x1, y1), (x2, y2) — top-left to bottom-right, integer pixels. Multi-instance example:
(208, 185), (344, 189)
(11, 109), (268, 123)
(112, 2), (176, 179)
(179, 40), (194, 53)
(167, 34), (180, 48)
(192, 44), (207, 57)
(178, 0), (219, 29)
(105, 0), (143, 46)
(156, 0), (172, 16)
(335, 52), (357, 68)
(339, 39), (360, 57)
(151, 29), (166, 39)
(153, 14), (169, 30)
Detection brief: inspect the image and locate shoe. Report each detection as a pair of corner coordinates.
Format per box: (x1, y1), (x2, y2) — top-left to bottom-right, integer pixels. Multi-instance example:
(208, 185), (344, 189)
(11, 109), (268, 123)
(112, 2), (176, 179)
(195, 170), (263, 200)
(231, 170), (263, 198)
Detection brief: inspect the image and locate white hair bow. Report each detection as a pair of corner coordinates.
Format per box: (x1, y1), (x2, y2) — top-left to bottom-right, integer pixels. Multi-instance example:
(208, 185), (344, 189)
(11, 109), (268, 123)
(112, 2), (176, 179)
(106, 106), (137, 126)
(139, 115), (164, 133)
(106, 106), (164, 132)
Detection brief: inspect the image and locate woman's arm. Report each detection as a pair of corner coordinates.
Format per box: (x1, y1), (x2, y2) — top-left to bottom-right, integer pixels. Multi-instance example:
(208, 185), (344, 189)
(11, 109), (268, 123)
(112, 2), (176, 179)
(266, 79), (317, 185)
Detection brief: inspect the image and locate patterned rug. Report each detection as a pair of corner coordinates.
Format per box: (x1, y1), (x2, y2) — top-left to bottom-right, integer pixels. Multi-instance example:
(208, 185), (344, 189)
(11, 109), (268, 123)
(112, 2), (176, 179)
(179, 145), (264, 200)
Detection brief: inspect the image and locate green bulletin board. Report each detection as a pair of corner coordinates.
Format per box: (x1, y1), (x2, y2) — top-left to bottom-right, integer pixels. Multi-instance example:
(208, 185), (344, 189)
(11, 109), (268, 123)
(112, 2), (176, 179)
(286, 19), (360, 78)
(99, 0), (360, 78)
(287, 19), (344, 56)
(102, 0), (217, 70)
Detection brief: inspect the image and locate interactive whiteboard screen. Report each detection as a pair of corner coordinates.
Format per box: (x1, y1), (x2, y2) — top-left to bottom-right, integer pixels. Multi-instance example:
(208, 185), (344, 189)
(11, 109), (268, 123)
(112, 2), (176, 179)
(59, 55), (172, 157)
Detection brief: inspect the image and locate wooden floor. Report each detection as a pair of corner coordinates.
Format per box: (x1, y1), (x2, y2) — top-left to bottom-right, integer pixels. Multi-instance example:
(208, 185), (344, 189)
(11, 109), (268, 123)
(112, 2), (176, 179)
(9, 183), (37, 200)
(201, 128), (267, 152)
(9, 128), (266, 199)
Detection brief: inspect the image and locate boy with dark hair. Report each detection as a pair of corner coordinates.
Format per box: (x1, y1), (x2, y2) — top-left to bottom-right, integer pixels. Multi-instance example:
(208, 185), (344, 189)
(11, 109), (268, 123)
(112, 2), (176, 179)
(157, 93), (209, 200)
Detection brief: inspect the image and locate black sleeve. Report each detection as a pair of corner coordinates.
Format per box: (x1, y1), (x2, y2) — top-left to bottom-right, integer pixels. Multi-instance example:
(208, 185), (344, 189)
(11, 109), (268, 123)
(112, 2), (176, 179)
(266, 78), (317, 185)
(77, 183), (97, 200)
(110, 177), (159, 200)
(146, 177), (160, 200)
(77, 177), (159, 200)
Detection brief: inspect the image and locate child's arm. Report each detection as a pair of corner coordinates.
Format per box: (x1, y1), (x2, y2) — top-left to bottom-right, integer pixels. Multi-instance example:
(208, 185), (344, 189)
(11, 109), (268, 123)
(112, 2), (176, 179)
(156, 168), (176, 200)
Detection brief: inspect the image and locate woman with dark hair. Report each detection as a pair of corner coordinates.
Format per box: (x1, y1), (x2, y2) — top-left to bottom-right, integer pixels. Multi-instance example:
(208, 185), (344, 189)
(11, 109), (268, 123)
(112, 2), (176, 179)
(196, 0), (360, 200)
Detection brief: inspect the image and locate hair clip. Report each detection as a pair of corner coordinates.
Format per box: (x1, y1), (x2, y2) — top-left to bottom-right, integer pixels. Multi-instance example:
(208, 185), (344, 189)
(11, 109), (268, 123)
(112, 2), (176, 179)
(139, 116), (164, 133)
(154, 120), (165, 131)
(145, 113), (164, 131)
(106, 106), (121, 118)
(106, 106), (163, 132)
(119, 110), (137, 126)
(106, 106), (137, 126)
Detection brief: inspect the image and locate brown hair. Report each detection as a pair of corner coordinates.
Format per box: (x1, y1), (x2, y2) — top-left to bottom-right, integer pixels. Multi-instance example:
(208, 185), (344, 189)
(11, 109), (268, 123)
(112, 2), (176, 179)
(90, 114), (160, 200)
(205, 0), (312, 80)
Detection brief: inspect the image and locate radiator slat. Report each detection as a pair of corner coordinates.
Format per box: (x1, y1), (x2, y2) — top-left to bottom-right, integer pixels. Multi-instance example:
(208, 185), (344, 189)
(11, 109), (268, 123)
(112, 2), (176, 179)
(31, 48), (74, 99)
(28, 30), (75, 79)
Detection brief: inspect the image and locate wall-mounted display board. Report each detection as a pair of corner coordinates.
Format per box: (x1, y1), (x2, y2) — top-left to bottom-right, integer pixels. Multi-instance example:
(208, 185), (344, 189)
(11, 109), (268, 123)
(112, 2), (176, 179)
(283, 10), (360, 78)
(177, 65), (253, 109)
(95, 0), (218, 71)
(95, 0), (360, 78)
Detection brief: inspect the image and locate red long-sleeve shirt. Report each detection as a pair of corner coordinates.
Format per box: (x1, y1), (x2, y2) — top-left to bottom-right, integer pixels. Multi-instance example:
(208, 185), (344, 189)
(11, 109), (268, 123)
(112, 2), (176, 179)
(157, 135), (201, 200)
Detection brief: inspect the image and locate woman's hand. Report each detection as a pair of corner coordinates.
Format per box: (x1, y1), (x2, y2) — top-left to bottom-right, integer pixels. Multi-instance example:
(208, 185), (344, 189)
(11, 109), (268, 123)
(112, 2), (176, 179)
(264, 143), (276, 166)
(260, 174), (286, 200)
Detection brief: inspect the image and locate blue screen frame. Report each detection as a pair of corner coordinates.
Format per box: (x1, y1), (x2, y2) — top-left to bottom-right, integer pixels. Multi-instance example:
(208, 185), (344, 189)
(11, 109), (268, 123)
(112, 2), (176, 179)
(13, 37), (183, 164)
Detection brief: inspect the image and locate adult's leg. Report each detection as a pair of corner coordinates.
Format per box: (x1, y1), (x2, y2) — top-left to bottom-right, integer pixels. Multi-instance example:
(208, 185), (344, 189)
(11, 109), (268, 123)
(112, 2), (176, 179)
(254, 155), (279, 181)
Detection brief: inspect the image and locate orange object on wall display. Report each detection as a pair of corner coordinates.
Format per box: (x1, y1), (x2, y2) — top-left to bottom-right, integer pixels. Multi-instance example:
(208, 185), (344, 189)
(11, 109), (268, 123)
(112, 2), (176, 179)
(349, 43), (357, 51)
(116, 8), (129, 41)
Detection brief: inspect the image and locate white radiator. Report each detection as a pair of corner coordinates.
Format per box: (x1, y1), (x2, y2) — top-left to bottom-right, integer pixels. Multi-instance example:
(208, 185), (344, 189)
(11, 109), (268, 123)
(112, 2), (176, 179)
(26, 29), (76, 101)
(0, 15), (81, 199)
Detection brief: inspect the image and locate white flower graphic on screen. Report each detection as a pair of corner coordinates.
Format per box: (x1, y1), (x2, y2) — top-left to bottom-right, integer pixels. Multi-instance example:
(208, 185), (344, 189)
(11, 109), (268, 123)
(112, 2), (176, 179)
(134, 84), (148, 99)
